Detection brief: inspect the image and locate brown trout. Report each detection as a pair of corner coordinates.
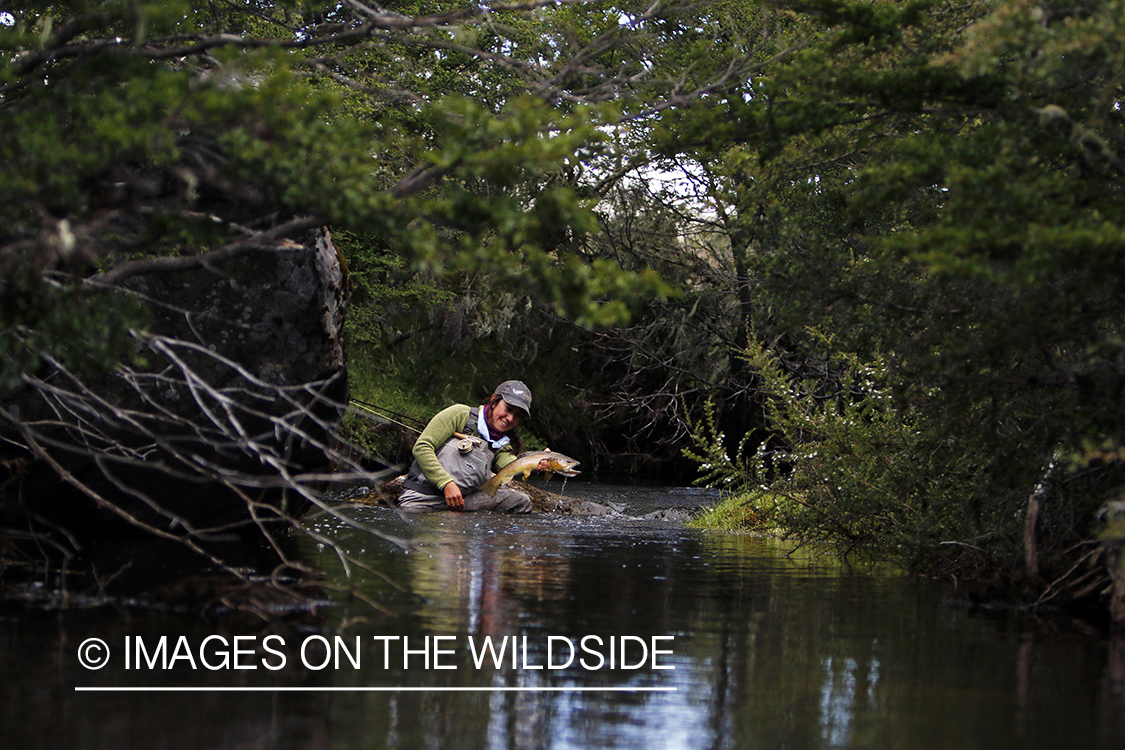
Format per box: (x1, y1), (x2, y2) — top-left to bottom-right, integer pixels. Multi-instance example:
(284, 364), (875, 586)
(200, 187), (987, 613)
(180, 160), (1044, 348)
(481, 451), (580, 496)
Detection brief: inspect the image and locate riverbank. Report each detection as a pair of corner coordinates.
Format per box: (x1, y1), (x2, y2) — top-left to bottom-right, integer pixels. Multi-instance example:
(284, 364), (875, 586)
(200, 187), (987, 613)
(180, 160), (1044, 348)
(689, 485), (1120, 629)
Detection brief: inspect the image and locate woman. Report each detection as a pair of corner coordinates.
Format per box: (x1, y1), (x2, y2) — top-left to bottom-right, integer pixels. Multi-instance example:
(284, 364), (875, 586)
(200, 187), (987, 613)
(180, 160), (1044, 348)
(397, 380), (536, 512)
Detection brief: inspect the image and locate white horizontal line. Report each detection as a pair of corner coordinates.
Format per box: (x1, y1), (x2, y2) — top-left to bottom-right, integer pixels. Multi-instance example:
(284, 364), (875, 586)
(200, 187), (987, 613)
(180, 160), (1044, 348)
(75, 686), (677, 693)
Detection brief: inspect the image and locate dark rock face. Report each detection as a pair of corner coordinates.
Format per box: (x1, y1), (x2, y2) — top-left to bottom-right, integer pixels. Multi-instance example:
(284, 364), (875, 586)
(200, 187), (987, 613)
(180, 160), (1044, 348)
(121, 229), (347, 388)
(1, 227), (350, 543)
(1099, 502), (1125, 627)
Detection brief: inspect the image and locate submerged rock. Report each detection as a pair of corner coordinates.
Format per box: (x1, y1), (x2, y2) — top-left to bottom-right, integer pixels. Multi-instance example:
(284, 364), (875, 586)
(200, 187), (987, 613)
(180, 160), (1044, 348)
(352, 474), (622, 516)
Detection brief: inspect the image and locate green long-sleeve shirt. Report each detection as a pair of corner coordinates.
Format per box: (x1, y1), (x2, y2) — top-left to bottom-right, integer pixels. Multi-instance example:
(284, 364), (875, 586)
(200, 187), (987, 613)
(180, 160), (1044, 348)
(412, 404), (518, 490)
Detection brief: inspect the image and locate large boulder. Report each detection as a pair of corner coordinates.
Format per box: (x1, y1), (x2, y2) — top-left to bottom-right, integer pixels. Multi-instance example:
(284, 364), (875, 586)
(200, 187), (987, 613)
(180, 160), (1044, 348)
(1, 227), (350, 544)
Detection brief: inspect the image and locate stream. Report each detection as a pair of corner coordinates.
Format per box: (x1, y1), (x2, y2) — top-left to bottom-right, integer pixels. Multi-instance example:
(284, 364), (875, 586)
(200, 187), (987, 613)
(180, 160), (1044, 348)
(4, 482), (1123, 749)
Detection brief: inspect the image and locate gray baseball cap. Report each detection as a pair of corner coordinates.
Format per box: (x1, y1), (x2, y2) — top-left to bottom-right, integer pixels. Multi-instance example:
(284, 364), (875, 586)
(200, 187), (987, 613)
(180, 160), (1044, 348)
(496, 380), (532, 416)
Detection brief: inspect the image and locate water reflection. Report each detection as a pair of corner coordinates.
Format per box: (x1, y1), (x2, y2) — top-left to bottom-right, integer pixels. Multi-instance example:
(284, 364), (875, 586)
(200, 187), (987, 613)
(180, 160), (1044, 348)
(305, 487), (1121, 750)
(820, 655), (880, 747)
(5, 483), (1123, 749)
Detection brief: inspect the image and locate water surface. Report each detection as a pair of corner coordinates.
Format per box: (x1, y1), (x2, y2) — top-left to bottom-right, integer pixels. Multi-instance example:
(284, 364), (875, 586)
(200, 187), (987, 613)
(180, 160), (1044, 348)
(4, 482), (1121, 749)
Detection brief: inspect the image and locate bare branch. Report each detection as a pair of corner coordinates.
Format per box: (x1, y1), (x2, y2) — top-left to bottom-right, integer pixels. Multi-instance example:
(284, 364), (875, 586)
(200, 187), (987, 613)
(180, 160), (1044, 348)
(90, 215), (324, 286)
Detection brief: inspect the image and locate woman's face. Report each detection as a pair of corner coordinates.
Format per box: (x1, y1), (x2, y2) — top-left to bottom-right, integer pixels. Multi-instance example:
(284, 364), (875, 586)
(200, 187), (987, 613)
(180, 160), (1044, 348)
(488, 399), (523, 433)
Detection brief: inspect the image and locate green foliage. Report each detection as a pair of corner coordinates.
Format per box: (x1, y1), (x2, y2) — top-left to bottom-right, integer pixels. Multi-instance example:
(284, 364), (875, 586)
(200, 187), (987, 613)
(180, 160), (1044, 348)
(7, 0), (1119, 596)
(0, 268), (145, 391)
(2, 0), (697, 397)
(343, 301), (593, 464)
(671, 0), (1125, 591)
(685, 335), (1001, 570)
(689, 486), (775, 533)
(334, 229), (456, 346)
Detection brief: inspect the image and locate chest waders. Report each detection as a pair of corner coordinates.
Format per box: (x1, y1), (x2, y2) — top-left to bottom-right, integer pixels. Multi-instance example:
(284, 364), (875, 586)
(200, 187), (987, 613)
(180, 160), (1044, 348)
(399, 408), (532, 513)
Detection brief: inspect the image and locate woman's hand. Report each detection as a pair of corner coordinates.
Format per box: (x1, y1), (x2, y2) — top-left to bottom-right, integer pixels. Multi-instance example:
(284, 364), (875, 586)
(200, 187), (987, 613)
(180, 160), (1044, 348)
(443, 482), (464, 510)
(537, 447), (552, 472)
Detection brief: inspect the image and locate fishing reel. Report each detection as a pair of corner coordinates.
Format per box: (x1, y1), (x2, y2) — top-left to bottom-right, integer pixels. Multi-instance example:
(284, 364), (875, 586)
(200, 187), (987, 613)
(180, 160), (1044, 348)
(457, 434), (484, 454)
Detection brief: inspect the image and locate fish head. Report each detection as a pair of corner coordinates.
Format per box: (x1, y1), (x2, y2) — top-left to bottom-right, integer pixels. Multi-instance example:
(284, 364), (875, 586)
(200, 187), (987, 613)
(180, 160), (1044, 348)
(542, 454), (580, 477)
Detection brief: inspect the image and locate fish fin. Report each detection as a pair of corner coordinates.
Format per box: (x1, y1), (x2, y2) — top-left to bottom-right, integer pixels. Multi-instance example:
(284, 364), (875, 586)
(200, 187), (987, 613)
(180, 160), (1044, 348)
(520, 469), (533, 481)
(544, 471), (554, 482)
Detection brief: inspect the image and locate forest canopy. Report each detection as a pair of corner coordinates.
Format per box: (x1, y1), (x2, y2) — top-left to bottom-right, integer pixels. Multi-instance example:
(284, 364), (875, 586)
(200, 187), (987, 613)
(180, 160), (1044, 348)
(3, 0), (1125, 616)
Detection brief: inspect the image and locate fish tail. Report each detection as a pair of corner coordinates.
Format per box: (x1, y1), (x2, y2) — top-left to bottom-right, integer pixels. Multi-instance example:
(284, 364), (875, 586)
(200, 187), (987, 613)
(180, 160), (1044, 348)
(482, 474), (500, 497)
